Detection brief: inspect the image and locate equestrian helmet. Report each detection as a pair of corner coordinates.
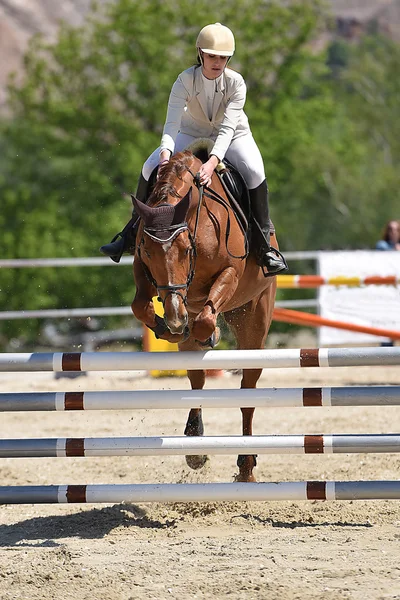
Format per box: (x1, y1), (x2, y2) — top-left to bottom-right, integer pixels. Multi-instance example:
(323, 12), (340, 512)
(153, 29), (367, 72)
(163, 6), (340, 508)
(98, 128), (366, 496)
(196, 23), (235, 57)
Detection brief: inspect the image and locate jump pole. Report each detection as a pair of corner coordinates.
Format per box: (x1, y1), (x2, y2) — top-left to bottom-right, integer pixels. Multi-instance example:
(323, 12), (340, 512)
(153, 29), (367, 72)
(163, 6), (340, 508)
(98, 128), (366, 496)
(1, 385), (400, 411)
(1, 481), (400, 504)
(277, 274), (400, 288)
(1, 346), (400, 372)
(273, 308), (400, 341)
(1, 434), (400, 458)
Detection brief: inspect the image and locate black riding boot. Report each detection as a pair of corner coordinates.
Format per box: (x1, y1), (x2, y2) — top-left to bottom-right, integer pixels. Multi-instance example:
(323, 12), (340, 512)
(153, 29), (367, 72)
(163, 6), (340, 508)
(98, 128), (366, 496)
(249, 181), (288, 276)
(100, 174), (149, 263)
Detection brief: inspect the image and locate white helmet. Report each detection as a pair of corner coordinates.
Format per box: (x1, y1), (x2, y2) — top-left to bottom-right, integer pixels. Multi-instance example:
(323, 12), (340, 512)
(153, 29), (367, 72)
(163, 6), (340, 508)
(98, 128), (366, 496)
(196, 23), (235, 57)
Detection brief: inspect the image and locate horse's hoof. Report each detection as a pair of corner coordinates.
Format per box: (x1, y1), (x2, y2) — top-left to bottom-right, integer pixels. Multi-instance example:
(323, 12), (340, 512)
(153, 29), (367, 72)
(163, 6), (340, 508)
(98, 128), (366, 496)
(236, 454), (257, 482)
(185, 454), (208, 470)
(197, 327), (220, 349)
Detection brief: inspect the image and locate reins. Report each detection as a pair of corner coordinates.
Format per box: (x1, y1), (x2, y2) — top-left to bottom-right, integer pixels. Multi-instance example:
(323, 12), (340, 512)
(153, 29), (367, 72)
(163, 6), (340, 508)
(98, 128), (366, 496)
(195, 174), (249, 260)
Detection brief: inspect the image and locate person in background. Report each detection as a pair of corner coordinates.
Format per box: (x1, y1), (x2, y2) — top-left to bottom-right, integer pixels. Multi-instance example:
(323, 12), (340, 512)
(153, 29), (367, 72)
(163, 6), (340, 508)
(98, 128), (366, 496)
(376, 220), (400, 250)
(100, 23), (287, 275)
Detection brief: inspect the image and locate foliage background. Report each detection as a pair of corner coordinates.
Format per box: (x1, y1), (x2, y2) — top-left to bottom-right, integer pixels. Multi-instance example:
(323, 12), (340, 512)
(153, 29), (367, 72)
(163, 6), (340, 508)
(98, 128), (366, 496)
(0, 0), (399, 346)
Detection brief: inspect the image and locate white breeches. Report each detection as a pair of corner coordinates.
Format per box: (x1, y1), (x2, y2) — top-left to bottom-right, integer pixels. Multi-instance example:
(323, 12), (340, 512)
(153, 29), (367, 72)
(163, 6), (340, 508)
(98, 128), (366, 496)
(142, 132), (266, 190)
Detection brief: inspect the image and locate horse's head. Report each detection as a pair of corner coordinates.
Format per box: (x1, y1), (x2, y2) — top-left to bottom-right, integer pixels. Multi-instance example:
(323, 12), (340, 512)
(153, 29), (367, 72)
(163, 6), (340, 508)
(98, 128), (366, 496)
(134, 152), (200, 336)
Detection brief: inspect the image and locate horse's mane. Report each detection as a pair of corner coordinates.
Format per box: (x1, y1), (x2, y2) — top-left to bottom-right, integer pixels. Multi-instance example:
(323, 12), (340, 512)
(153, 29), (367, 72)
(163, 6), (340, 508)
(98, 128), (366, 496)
(149, 150), (195, 205)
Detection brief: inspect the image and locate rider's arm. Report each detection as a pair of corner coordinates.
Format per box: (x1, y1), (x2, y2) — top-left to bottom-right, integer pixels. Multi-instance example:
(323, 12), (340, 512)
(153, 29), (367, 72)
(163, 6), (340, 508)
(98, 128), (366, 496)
(160, 76), (189, 157)
(199, 76), (247, 186)
(210, 76), (247, 162)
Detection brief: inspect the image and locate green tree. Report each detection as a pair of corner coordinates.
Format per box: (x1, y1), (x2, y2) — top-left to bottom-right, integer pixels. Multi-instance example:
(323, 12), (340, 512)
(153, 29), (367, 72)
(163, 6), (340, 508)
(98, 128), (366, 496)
(269, 32), (400, 252)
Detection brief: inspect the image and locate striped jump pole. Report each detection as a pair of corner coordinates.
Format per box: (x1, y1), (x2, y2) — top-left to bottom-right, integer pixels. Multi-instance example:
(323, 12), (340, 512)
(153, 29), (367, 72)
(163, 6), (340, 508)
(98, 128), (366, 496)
(1, 346), (400, 372)
(1, 434), (400, 458)
(277, 274), (400, 288)
(1, 481), (400, 504)
(1, 385), (400, 411)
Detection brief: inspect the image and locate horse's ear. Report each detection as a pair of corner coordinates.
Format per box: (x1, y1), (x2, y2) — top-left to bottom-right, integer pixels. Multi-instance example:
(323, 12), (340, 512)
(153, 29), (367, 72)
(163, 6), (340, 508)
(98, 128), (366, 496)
(131, 194), (146, 218)
(173, 188), (192, 224)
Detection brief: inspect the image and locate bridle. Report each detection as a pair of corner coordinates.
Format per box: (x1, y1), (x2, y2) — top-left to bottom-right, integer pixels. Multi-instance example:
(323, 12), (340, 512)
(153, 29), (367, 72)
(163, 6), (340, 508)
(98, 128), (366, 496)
(137, 164), (248, 308)
(138, 223), (197, 307)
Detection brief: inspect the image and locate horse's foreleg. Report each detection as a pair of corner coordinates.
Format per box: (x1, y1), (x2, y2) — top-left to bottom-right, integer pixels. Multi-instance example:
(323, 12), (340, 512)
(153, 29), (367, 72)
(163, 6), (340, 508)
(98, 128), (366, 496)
(191, 267), (239, 343)
(184, 369), (205, 436)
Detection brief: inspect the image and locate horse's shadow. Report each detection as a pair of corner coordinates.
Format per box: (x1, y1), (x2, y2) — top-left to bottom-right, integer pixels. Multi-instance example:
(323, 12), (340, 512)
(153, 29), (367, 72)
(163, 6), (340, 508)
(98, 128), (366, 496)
(0, 504), (176, 547)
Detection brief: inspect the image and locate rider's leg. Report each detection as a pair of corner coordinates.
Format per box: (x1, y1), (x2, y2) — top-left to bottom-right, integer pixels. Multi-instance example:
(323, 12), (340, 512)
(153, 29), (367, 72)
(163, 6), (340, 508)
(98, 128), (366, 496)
(99, 146), (162, 263)
(99, 173), (149, 263)
(225, 135), (288, 275)
(248, 180), (287, 275)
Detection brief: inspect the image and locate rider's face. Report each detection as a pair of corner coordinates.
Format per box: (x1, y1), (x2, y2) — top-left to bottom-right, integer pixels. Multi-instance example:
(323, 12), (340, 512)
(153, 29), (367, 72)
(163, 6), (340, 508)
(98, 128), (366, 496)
(201, 51), (229, 79)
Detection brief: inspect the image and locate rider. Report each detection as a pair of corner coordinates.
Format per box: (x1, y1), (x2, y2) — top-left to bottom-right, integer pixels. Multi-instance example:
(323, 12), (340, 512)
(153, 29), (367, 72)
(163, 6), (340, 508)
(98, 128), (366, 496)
(100, 23), (287, 275)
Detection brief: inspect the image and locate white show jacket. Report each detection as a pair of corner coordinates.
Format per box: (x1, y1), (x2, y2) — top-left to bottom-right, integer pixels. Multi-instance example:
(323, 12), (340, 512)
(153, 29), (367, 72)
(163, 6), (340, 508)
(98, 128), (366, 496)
(160, 65), (251, 162)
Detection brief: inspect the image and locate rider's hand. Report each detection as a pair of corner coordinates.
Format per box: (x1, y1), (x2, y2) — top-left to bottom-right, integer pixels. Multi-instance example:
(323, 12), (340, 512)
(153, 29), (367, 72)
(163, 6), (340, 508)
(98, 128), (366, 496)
(198, 155), (219, 187)
(157, 151), (171, 179)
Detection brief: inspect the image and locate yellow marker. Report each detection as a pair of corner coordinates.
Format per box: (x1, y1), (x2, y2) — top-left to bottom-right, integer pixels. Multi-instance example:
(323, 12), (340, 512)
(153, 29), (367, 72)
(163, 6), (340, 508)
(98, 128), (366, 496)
(143, 297), (186, 378)
(328, 276), (360, 287)
(276, 275), (297, 288)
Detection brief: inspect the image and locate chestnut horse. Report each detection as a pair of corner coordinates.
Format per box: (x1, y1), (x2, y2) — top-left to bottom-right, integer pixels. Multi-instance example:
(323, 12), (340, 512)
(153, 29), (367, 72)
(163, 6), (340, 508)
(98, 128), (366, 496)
(131, 149), (277, 482)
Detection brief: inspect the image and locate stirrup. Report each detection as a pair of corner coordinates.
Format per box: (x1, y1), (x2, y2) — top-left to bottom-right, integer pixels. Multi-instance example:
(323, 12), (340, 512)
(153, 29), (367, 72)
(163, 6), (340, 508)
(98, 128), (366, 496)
(99, 233), (125, 263)
(259, 247), (288, 278)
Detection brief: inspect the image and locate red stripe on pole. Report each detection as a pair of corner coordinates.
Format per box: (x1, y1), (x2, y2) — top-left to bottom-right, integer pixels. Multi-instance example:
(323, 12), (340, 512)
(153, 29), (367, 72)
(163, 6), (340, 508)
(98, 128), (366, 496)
(307, 481), (326, 500)
(297, 275), (325, 288)
(299, 349), (320, 367)
(66, 438), (85, 457)
(364, 276), (397, 285)
(303, 388), (323, 406)
(66, 485), (87, 503)
(62, 353), (82, 371)
(65, 392), (84, 410)
(304, 435), (324, 454)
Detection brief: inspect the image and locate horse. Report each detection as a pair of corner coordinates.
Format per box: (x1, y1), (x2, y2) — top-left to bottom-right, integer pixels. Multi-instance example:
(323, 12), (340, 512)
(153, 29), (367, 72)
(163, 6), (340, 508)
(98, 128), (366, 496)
(131, 149), (278, 482)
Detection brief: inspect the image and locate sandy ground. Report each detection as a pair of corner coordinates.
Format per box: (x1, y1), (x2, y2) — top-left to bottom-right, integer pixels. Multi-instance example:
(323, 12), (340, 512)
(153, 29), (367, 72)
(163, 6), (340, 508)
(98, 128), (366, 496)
(1, 360), (400, 600)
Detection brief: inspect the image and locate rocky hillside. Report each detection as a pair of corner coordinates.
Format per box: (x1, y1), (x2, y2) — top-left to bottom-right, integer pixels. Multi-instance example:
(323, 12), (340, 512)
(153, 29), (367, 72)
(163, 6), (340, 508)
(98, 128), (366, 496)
(1, 0), (399, 106)
(0, 0), (105, 104)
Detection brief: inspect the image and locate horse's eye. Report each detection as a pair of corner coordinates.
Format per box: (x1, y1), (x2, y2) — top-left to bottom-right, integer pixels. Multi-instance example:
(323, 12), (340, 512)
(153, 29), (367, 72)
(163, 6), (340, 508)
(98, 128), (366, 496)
(144, 250), (151, 258)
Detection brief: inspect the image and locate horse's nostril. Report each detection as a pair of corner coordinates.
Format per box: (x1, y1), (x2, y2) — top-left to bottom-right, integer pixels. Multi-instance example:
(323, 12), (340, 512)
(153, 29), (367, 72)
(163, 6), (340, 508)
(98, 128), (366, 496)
(168, 323), (184, 334)
(165, 309), (188, 334)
